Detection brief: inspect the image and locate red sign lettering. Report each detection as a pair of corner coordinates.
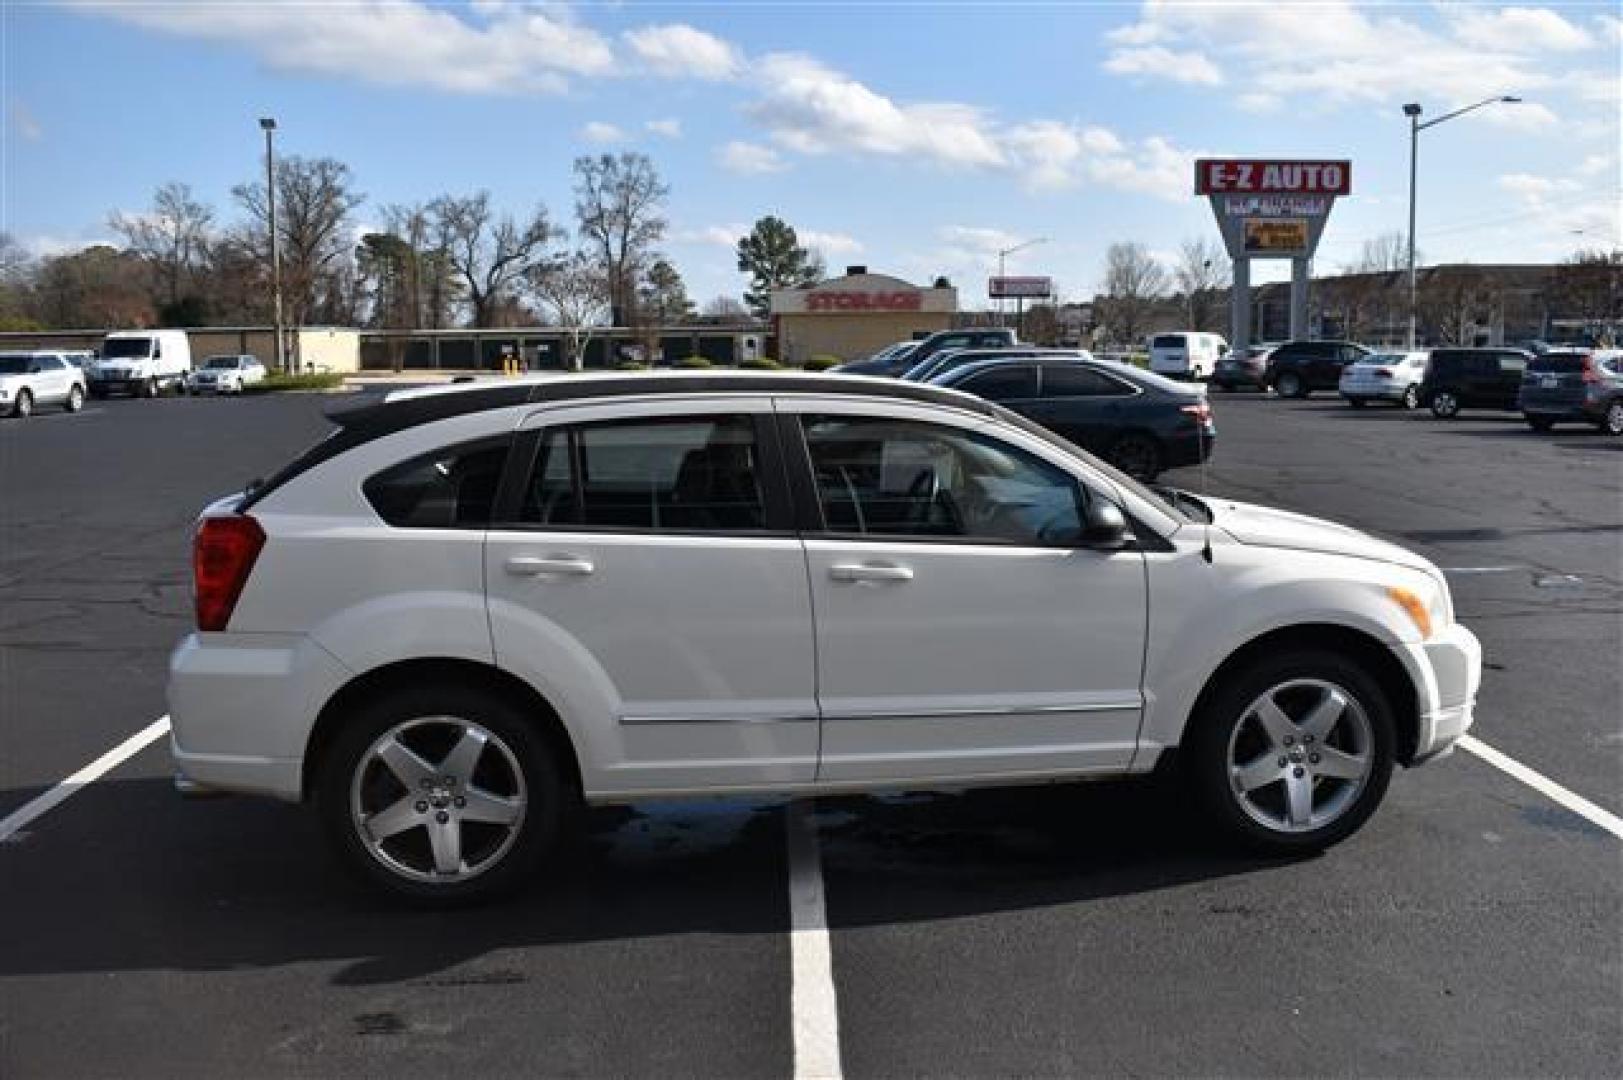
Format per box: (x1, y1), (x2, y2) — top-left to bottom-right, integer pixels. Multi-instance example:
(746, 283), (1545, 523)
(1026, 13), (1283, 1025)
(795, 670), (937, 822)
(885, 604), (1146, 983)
(1195, 159), (1351, 196)
(805, 291), (923, 312)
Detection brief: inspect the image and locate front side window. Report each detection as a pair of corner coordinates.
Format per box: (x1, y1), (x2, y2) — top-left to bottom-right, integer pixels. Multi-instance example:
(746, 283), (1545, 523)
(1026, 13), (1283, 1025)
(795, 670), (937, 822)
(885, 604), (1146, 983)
(364, 439), (510, 529)
(801, 416), (1086, 546)
(960, 365), (1038, 401)
(1498, 353), (1527, 375)
(519, 415), (766, 532)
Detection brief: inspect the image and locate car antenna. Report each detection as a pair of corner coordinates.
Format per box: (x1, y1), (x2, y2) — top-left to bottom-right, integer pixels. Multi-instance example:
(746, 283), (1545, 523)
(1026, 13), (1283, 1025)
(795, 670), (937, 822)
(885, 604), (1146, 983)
(1199, 392), (1214, 564)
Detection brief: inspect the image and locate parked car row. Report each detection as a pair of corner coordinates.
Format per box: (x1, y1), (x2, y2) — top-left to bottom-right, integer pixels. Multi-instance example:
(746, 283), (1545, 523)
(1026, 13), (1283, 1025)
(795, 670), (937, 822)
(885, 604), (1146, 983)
(0, 342), (269, 418)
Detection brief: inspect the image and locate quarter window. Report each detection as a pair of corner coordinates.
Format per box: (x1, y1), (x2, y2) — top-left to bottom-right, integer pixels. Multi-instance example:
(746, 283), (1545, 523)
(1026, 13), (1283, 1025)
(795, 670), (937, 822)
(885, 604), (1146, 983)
(518, 416), (767, 532)
(801, 416), (1086, 545)
(364, 439), (510, 529)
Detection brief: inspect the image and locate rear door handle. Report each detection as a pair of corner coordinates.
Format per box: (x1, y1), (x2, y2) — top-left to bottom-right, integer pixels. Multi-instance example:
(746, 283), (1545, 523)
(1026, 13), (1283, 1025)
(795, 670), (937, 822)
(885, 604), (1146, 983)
(505, 555), (595, 577)
(829, 562), (913, 583)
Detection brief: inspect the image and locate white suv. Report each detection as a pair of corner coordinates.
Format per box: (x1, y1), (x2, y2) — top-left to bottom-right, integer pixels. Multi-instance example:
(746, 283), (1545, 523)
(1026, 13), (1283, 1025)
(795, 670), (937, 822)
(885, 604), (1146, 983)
(170, 373), (1481, 903)
(0, 351), (87, 417)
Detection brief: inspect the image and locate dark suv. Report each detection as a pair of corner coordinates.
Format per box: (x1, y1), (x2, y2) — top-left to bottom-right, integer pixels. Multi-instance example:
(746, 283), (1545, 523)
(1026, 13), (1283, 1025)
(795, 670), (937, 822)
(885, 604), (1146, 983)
(1519, 350), (1623, 434)
(1265, 340), (1371, 398)
(837, 327), (1017, 377)
(1419, 348), (1530, 418)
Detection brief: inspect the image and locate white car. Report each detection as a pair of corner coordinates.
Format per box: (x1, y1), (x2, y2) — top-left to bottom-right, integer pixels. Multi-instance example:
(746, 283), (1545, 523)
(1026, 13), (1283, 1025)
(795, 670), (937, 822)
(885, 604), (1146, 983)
(0, 351), (87, 418)
(170, 372), (1480, 903)
(187, 354), (267, 395)
(1149, 331), (1229, 380)
(1340, 351), (1428, 409)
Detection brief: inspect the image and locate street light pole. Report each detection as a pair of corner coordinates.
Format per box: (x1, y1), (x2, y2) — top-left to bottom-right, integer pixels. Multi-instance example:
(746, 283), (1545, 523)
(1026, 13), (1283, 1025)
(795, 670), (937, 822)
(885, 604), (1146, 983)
(1403, 95), (1520, 350)
(995, 236), (1048, 328)
(259, 117), (287, 374)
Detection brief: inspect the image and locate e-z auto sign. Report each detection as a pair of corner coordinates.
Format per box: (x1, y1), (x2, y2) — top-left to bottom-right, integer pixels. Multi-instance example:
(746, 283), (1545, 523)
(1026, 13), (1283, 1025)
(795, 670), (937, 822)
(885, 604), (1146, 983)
(1195, 160), (1351, 195)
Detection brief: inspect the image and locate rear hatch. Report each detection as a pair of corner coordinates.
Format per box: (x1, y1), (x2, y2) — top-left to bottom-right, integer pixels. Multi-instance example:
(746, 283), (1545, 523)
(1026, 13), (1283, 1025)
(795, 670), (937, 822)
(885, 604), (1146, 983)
(1521, 353), (1589, 410)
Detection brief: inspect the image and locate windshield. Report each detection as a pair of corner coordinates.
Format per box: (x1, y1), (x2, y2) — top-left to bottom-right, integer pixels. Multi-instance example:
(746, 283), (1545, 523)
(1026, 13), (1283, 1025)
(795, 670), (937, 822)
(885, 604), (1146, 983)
(205, 357), (240, 369)
(0, 355), (31, 375)
(1359, 353), (1408, 366)
(102, 338), (152, 359)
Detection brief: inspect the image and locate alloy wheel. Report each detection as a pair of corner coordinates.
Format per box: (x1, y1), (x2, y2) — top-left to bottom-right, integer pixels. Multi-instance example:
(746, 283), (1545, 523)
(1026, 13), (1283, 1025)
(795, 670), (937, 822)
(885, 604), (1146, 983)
(1402, 385), (1420, 409)
(1606, 401), (1623, 436)
(14, 391), (32, 418)
(350, 716), (528, 884)
(1431, 391), (1459, 418)
(1226, 678), (1374, 834)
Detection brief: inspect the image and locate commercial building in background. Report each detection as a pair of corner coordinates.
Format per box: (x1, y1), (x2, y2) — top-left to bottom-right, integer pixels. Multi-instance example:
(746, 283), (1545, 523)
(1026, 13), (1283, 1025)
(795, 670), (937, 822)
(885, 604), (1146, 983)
(771, 267), (958, 365)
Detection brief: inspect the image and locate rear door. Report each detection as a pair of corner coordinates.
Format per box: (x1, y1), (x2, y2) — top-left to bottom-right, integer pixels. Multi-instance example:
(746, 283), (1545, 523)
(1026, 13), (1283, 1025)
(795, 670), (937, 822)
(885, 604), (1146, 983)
(484, 397), (819, 793)
(1495, 351), (1528, 407)
(782, 399), (1147, 782)
(1020, 364), (1138, 454)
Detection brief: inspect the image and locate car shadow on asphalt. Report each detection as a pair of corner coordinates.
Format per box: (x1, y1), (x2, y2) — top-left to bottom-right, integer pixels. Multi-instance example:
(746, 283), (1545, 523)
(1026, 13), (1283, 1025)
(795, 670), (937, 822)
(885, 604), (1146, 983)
(0, 775), (1283, 986)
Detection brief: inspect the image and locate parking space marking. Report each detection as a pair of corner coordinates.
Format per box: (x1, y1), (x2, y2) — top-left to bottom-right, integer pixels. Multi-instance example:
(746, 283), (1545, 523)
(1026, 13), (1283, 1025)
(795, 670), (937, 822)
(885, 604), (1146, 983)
(0, 715), (170, 844)
(1460, 734), (1622, 840)
(786, 800), (843, 1080)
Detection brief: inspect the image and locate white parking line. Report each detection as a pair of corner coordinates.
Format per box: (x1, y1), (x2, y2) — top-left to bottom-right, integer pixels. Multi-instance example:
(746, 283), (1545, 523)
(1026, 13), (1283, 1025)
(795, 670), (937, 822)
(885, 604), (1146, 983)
(1459, 734), (1623, 840)
(0, 716), (171, 844)
(786, 800), (843, 1080)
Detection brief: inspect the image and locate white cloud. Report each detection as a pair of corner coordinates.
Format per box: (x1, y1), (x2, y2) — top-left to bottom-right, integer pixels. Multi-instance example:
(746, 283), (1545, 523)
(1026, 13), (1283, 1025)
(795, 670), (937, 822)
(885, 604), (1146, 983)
(748, 52), (1005, 169)
(1237, 92), (1281, 114)
(78, 2), (615, 94)
(939, 226), (1022, 257)
(1103, 46), (1223, 86)
(673, 224), (747, 248)
(645, 118), (682, 139)
(1451, 7), (1592, 53)
(581, 121), (626, 144)
(1002, 121), (1197, 199)
(1473, 101), (1560, 131)
(800, 230), (863, 256)
(21, 235), (116, 258)
(1497, 173), (1574, 198)
(1106, 21), (1165, 47)
(623, 23), (741, 80)
(717, 140), (789, 175)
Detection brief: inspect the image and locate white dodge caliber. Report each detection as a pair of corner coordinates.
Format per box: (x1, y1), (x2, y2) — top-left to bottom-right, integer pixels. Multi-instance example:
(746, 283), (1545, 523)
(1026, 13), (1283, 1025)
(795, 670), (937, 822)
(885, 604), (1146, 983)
(170, 373), (1480, 903)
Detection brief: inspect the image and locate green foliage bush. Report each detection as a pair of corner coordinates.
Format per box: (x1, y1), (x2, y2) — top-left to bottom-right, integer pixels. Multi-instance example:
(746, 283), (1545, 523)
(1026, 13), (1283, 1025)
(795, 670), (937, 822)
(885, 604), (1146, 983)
(676, 355), (713, 368)
(738, 357), (783, 370)
(242, 372), (345, 394)
(804, 354), (843, 371)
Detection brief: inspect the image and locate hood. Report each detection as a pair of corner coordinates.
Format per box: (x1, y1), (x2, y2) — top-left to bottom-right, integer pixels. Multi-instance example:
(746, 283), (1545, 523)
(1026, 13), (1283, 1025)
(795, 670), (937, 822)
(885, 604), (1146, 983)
(1213, 498), (1433, 572)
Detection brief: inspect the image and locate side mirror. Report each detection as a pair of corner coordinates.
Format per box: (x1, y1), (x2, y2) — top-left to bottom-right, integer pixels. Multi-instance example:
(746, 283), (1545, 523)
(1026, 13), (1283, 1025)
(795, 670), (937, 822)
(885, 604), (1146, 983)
(1078, 499), (1132, 550)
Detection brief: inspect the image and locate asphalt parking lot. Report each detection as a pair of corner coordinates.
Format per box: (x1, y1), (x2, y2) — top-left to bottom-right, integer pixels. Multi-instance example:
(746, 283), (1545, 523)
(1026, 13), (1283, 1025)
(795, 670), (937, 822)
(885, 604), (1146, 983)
(1, 388), (1618, 1078)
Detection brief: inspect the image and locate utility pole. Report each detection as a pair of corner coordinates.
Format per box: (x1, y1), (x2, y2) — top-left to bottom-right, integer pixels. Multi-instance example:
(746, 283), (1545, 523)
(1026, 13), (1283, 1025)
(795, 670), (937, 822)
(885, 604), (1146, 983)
(259, 117), (288, 374)
(995, 237), (1048, 329)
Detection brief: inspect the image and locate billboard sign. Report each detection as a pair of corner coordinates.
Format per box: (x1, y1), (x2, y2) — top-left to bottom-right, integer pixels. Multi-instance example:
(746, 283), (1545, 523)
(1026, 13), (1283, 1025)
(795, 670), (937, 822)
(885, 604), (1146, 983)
(989, 275), (1053, 299)
(1197, 158), (1349, 260)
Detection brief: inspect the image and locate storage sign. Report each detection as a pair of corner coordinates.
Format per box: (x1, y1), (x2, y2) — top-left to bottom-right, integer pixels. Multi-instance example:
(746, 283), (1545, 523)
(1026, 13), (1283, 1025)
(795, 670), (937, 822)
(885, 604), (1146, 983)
(1196, 158), (1348, 261)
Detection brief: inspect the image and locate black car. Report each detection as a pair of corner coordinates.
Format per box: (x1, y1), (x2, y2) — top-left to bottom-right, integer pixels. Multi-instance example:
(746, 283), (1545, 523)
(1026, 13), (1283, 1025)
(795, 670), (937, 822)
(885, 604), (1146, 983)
(837, 327), (1017, 377)
(931, 357), (1214, 480)
(902, 347), (1075, 382)
(1419, 347), (1530, 418)
(1265, 340), (1372, 398)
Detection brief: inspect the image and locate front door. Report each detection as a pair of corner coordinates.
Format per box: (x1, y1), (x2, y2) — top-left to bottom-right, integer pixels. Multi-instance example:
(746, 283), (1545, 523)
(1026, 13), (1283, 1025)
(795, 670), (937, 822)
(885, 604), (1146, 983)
(782, 400), (1148, 782)
(485, 398), (818, 795)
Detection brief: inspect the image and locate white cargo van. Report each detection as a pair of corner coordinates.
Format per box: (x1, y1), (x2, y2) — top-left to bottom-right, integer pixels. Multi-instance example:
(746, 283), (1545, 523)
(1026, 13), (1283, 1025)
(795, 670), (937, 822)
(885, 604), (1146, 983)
(89, 330), (192, 398)
(1149, 332), (1228, 380)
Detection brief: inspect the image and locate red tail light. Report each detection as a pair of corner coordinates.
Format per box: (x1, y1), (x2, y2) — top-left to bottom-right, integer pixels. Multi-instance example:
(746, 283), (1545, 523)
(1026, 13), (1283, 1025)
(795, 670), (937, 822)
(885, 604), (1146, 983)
(1580, 355), (1600, 384)
(193, 516), (265, 632)
(1374, 369), (1393, 379)
(1180, 401), (1214, 429)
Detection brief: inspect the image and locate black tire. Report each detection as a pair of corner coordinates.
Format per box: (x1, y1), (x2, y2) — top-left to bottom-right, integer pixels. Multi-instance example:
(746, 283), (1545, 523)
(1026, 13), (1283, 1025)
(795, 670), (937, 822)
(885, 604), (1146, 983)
(317, 683), (576, 906)
(1275, 371), (1304, 399)
(1526, 417), (1554, 433)
(12, 389), (33, 419)
(64, 384), (84, 413)
(1401, 384), (1420, 410)
(142, 377), (159, 399)
(1107, 431), (1162, 481)
(1347, 397), (1366, 409)
(1183, 649), (1396, 855)
(1429, 389), (1460, 419)
(89, 386), (106, 400)
(1602, 400), (1623, 437)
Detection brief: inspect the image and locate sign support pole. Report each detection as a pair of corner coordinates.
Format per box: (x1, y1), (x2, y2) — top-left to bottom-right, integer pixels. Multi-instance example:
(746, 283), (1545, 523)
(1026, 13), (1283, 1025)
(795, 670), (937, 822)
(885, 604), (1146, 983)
(1231, 257), (1251, 358)
(1290, 257), (1310, 340)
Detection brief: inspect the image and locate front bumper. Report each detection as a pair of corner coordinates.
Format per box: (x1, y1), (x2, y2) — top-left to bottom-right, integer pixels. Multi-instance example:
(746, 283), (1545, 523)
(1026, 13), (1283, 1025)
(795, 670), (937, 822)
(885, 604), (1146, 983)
(1399, 621), (1482, 764)
(1340, 383), (1410, 402)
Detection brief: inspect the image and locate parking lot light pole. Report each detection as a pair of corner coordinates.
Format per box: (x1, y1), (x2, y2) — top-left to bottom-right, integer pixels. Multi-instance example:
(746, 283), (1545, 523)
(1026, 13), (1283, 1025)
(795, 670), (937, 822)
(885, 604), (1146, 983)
(259, 117), (287, 375)
(996, 237), (1048, 328)
(1405, 95), (1521, 349)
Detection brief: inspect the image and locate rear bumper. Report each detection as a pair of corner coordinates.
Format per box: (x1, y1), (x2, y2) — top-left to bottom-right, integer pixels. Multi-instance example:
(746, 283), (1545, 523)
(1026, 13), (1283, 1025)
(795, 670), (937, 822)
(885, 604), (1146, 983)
(1340, 384), (1409, 401)
(1521, 399), (1605, 422)
(1399, 622), (1482, 764)
(167, 631), (353, 802)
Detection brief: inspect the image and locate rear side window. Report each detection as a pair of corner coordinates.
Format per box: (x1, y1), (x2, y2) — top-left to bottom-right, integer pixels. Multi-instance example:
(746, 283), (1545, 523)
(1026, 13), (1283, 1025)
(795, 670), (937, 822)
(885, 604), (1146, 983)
(364, 438), (510, 529)
(1528, 354), (1588, 374)
(1498, 353), (1527, 375)
(1041, 366), (1129, 397)
(1152, 335), (1185, 349)
(960, 366), (1038, 401)
(518, 416), (767, 532)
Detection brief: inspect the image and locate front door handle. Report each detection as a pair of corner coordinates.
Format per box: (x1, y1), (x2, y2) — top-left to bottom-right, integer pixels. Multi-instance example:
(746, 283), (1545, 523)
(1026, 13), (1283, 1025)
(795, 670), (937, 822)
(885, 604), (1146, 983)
(829, 562), (914, 583)
(505, 555), (595, 577)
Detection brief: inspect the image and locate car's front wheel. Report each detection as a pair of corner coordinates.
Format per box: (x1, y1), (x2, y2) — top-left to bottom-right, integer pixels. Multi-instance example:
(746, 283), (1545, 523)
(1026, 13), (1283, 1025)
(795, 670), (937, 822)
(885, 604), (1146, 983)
(1184, 650), (1395, 854)
(1274, 371), (1304, 399)
(64, 384), (84, 413)
(317, 684), (574, 906)
(1401, 384), (1421, 410)
(1430, 390), (1460, 419)
(1601, 400), (1623, 436)
(11, 389), (33, 418)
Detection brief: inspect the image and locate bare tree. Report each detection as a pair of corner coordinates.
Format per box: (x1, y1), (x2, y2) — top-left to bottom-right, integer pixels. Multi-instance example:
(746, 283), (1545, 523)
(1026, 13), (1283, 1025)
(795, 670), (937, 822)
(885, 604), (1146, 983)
(573, 152), (669, 325)
(529, 250), (609, 370)
(1356, 231), (1413, 273)
(703, 295), (749, 319)
(1552, 249), (1622, 337)
(109, 182), (214, 307)
(1418, 267), (1499, 345)
(1098, 242), (1167, 345)
(1173, 237), (1230, 332)
(428, 192), (555, 328)
(233, 156), (363, 327)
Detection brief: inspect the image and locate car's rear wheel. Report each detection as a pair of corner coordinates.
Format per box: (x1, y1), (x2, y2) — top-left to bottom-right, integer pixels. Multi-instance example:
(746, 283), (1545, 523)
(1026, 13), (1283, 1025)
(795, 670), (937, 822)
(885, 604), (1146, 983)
(1275, 371), (1303, 399)
(1527, 417), (1555, 433)
(11, 389), (33, 418)
(1401, 384), (1421, 410)
(1185, 650), (1395, 854)
(1347, 397), (1366, 409)
(318, 685), (573, 906)
(1602, 401), (1623, 436)
(142, 377), (159, 398)
(64, 385), (84, 413)
(1430, 390), (1460, 418)
(1107, 432), (1162, 481)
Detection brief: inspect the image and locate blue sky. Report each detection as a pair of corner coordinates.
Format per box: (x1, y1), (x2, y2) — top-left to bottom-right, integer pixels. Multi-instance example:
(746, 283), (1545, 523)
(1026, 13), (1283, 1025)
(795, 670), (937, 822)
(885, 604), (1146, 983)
(5, 1), (1619, 307)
